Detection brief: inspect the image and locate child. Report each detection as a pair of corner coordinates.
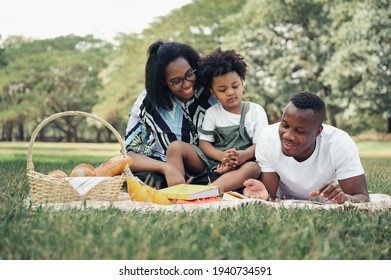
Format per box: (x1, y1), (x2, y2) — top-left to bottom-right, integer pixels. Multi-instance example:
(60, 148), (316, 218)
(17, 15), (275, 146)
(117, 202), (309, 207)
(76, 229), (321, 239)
(166, 48), (268, 195)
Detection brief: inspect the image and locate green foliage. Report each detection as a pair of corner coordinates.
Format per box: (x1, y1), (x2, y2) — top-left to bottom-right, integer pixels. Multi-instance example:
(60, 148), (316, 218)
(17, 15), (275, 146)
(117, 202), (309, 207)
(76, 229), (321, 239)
(1, 0), (390, 140)
(93, 35), (148, 133)
(0, 35), (112, 141)
(219, 0), (390, 130)
(219, 0), (334, 122)
(0, 45), (6, 67)
(320, 0), (391, 131)
(93, 0), (247, 130)
(143, 0), (246, 52)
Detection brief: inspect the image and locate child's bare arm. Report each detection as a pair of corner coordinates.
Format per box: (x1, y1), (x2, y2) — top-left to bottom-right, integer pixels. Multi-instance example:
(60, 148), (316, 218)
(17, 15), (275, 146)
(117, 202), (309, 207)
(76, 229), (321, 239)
(199, 140), (225, 163)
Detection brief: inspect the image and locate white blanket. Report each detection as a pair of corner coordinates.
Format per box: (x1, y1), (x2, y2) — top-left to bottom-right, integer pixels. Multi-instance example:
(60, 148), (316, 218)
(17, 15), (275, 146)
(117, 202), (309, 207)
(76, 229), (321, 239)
(28, 192), (391, 213)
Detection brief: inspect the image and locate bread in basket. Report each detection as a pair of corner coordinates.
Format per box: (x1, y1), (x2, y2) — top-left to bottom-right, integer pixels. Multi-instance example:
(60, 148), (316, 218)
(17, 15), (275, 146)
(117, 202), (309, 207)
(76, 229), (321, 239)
(26, 111), (130, 203)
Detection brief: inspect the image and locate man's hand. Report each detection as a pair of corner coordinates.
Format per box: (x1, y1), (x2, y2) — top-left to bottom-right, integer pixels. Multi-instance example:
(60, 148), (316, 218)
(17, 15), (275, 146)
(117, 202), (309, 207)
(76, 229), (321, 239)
(243, 178), (269, 200)
(309, 181), (346, 204)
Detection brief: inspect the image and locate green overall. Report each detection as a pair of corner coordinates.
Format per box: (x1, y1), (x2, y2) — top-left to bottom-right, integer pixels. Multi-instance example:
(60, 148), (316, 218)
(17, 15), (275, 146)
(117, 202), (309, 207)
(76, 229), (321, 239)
(193, 102), (253, 172)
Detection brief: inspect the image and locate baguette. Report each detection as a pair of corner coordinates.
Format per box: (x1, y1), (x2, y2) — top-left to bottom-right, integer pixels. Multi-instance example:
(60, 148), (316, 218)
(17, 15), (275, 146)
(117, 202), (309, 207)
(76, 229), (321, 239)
(95, 155), (133, 177)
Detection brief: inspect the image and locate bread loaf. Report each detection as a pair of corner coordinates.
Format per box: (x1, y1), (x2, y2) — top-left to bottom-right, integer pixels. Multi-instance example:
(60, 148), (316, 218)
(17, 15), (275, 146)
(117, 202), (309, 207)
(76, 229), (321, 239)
(70, 163), (96, 177)
(95, 155), (133, 177)
(48, 169), (68, 179)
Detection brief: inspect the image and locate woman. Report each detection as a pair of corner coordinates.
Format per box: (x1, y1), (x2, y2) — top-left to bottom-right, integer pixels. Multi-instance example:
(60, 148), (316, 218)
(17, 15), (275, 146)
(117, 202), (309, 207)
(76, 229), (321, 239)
(124, 40), (218, 188)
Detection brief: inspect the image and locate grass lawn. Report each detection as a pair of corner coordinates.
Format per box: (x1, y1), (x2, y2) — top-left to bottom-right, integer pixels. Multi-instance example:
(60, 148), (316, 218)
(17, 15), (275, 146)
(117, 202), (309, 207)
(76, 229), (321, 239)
(0, 141), (390, 260)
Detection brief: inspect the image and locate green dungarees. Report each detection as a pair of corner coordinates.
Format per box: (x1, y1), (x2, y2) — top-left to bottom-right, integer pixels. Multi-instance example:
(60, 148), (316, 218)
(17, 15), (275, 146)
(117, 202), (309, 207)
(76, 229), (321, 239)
(193, 102), (253, 172)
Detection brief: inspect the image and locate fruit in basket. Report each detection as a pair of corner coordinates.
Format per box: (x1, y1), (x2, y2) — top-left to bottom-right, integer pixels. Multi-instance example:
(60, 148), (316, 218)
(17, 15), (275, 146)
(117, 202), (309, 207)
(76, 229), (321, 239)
(48, 169), (68, 179)
(95, 155), (133, 177)
(70, 163), (96, 177)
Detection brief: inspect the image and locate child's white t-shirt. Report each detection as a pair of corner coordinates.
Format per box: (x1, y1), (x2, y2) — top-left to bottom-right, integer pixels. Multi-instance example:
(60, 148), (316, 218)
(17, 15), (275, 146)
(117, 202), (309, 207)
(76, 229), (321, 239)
(199, 102), (268, 143)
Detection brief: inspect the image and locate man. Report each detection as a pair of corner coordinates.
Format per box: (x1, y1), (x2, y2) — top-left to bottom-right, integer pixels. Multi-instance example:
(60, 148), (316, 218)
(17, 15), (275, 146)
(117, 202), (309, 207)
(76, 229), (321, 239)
(243, 91), (369, 204)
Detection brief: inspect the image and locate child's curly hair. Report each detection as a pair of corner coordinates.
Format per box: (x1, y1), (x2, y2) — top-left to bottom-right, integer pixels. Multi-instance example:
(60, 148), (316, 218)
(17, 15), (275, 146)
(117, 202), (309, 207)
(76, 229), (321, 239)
(198, 48), (248, 89)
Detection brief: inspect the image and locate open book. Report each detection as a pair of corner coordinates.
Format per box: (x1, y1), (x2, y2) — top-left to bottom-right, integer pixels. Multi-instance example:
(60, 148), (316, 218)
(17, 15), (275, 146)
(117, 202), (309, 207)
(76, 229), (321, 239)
(158, 184), (221, 200)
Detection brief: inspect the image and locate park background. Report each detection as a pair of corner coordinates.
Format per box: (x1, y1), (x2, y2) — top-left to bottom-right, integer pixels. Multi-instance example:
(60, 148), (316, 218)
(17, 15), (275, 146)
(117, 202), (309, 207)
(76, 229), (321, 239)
(1, 0), (390, 143)
(0, 0), (390, 262)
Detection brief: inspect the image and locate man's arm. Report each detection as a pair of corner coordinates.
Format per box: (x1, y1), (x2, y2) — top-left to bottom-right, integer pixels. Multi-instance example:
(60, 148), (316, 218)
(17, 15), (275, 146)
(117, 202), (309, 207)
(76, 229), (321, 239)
(260, 172), (280, 200)
(312, 132), (370, 204)
(339, 174), (369, 202)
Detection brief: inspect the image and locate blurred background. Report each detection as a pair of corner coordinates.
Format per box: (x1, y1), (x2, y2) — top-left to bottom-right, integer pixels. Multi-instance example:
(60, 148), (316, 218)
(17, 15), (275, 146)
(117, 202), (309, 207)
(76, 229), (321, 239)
(1, 0), (390, 143)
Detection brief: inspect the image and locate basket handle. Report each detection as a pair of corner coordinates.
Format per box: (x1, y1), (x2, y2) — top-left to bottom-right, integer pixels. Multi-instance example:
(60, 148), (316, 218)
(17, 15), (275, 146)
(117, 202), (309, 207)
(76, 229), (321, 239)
(27, 111), (126, 172)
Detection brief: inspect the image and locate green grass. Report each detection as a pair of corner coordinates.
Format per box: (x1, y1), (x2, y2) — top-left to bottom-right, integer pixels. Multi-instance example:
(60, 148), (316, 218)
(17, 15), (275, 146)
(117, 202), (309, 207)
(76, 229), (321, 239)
(0, 142), (390, 260)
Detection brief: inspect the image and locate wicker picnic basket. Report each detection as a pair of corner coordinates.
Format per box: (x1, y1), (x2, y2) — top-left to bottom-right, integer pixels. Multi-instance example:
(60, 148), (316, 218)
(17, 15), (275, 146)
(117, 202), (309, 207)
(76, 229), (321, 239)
(26, 111), (127, 204)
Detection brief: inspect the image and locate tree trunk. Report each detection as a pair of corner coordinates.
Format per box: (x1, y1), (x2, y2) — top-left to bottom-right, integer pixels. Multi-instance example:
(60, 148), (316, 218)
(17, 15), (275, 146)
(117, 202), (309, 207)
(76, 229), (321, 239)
(65, 117), (76, 142)
(1, 124), (5, 141)
(6, 121), (13, 141)
(18, 123), (24, 141)
(388, 116), (391, 134)
(328, 111), (337, 127)
(96, 129), (102, 143)
(322, 85), (337, 127)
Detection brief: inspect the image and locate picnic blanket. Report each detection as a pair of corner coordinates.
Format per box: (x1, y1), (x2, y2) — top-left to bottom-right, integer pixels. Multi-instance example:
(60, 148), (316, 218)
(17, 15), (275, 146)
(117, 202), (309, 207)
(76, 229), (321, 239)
(27, 192), (391, 213)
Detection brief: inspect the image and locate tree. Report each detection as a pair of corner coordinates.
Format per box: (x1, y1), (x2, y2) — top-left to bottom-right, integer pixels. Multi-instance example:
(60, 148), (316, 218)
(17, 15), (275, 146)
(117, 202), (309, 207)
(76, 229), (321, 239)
(219, 0), (390, 133)
(218, 0), (334, 123)
(1, 0), (389, 140)
(93, 0), (248, 132)
(0, 35), (112, 141)
(321, 0), (391, 133)
(0, 44), (6, 68)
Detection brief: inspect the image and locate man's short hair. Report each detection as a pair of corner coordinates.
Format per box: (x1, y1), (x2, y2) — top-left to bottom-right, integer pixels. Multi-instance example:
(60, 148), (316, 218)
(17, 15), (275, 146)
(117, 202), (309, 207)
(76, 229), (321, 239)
(289, 91), (326, 118)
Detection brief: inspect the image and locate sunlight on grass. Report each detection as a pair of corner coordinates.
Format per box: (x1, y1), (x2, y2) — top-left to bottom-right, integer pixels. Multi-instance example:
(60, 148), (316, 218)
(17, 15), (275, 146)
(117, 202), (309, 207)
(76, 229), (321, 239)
(356, 141), (391, 158)
(0, 142), (121, 158)
(2, 140), (391, 158)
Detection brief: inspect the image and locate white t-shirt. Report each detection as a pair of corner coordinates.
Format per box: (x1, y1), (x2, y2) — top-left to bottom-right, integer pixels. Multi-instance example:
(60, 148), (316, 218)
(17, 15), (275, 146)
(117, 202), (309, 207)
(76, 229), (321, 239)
(199, 102), (268, 143)
(255, 123), (365, 200)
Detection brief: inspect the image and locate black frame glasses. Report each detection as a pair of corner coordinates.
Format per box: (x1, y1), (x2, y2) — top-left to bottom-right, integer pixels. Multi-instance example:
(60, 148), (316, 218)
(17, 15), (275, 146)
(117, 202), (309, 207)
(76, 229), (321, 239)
(168, 69), (196, 89)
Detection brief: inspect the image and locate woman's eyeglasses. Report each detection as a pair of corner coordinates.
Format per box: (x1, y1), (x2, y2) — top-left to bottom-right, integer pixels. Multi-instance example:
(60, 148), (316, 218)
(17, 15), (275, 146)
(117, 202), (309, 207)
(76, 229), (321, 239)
(168, 69), (196, 89)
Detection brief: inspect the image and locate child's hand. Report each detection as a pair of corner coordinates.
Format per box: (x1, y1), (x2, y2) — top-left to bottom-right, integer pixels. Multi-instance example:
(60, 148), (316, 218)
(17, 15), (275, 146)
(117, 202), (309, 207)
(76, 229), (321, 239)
(215, 163), (235, 174)
(222, 149), (248, 168)
(221, 148), (239, 168)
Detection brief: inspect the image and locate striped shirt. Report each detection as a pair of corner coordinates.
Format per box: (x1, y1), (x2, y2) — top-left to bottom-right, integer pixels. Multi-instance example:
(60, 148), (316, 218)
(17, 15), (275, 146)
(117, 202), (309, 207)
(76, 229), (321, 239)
(124, 88), (217, 161)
